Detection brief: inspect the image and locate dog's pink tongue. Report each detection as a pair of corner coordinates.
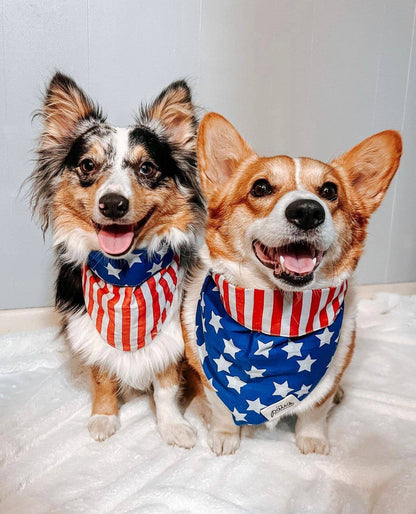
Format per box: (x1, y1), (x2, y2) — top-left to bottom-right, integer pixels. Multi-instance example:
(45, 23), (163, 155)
(97, 225), (135, 256)
(282, 248), (315, 274)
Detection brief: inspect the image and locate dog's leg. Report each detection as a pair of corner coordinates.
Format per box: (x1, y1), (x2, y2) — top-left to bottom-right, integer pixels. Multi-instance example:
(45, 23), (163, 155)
(153, 362), (197, 449)
(88, 366), (120, 441)
(294, 393), (337, 455)
(205, 386), (241, 456)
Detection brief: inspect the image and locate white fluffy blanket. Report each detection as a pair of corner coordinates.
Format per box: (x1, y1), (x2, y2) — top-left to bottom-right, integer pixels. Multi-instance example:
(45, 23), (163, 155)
(1, 293), (416, 513)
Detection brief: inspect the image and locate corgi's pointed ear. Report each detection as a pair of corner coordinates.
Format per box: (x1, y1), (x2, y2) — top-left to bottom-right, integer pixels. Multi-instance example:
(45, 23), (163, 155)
(331, 130), (402, 215)
(40, 72), (103, 146)
(141, 80), (197, 151)
(197, 112), (254, 196)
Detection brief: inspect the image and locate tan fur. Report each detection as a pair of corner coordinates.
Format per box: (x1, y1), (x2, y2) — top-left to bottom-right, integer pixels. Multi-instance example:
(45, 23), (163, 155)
(183, 112), (402, 455)
(91, 366), (119, 416)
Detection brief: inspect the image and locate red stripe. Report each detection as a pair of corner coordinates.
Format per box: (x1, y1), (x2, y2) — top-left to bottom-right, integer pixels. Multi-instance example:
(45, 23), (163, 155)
(320, 287), (335, 328)
(289, 292), (303, 337)
(95, 282), (108, 334)
(235, 286), (245, 326)
(332, 284), (344, 319)
(148, 276), (160, 340)
(106, 286), (120, 348)
(87, 274), (95, 316)
(82, 266), (88, 296)
(166, 264), (178, 287)
(121, 287), (132, 351)
(270, 291), (284, 334)
(306, 289), (322, 333)
(159, 275), (171, 323)
(134, 286), (146, 349)
(252, 289), (265, 332)
(222, 278), (231, 315)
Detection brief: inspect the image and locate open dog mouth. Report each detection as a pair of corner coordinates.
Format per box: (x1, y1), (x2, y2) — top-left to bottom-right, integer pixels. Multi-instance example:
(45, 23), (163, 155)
(93, 207), (156, 257)
(253, 240), (324, 286)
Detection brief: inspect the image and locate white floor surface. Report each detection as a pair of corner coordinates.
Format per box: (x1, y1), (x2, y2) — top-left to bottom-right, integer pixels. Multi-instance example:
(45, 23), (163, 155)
(1, 293), (416, 513)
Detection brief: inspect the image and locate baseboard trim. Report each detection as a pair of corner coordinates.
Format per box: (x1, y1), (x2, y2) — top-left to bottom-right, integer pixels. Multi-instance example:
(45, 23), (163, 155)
(0, 282), (415, 335)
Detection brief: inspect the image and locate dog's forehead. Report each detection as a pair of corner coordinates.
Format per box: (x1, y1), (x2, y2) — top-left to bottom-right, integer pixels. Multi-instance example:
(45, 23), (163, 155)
(247, 155), (329, 191)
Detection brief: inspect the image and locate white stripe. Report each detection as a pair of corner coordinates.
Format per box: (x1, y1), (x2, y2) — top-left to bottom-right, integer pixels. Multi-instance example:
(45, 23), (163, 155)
(129, 289), (139, 351)
(101, 284), (111, 345)
(313, 287), (330, 331)
(326, 284), (341, 326)
(90, 274), (100, 329)
(162, 267), (176, 304)
(244, 289), (254, 330)
(228, 283), (238, 322)
(261, 289), (274, 335)
(280, 292), (293, 337)
(298, 289), (313, 335)
(113, 287), (125, 350)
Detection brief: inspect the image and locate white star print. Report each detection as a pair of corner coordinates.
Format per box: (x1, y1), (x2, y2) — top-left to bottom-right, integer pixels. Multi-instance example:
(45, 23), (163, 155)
(202, 316), (207, 333)
(223, 338), (241, 359)
(105, 262), (121, 279)
(156, 244), (169, 259)
(127, 252), (143, 267)
(272, 380), (294, 397)
(281, 340), (303, 359)
(246, 397), (267, 413)
(209, 312), (223, 333)
(148, 261), (163, 275)
(295, 384), (312, 398)
(213, 354), (233, 373)
(232, 408), (247, 422)
(316, 327), (335, 346)
(254, 339), (274, 358)
(297, 354), (316, 372)
(197, 342), (208, 362)
(245, 365), (266, 379)
(226, 375), (247, 393)
(200, 294), (206, 309)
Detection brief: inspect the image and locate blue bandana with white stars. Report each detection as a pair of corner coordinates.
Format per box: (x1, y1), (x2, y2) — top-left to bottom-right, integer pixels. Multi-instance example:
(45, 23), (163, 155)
(196, 274), (344, 425)
(87, 244), (175, 286)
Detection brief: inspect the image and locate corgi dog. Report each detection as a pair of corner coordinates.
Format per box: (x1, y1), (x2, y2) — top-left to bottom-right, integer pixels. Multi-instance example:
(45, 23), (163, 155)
(29, 72), (205, 447)
(182, 112), (402, 455)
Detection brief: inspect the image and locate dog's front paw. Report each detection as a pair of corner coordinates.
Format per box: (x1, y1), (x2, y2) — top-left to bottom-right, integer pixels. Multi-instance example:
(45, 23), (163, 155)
(208, 429), (241, 456)
(88, 414), (119, 441)
(158, 420), (197, 449)
(296, 435), (330, 455)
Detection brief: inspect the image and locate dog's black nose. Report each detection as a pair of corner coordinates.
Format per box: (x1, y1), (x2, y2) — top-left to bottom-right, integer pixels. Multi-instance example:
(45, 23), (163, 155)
(285, 199), (325, 230)
(99, 193), (129, 219)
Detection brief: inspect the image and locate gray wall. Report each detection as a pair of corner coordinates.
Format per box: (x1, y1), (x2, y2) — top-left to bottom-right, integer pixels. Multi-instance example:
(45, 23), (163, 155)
(1, 0), (415, 310)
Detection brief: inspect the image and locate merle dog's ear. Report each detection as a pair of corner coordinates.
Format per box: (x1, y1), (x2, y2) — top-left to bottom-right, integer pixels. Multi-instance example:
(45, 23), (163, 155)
(39, 72), (102, 148)
(141, 80), (198, 151)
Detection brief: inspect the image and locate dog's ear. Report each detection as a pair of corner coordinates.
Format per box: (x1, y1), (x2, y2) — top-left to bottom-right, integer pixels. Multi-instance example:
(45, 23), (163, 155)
(331, 130), (402, 216)
(197, 112), (254, 197)
(142, 80), (197, 152)
(39, 72), (102, 147)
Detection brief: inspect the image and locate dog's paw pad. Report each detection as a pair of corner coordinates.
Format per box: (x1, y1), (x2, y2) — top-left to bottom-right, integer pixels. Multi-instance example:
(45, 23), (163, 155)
(158, 421), (197, 449)
(296, 435), (329, 455)
(208, 430), (240, 456)
(88, 414), (119, 441)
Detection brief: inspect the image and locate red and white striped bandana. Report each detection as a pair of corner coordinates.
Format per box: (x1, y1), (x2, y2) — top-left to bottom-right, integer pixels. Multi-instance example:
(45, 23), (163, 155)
(82, 249), (182, 351)
(213, 273), (348, 338)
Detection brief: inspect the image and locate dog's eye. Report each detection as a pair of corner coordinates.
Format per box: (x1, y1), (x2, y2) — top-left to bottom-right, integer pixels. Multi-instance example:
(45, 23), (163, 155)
(319, 182), (338, 201)
(139, 162), (158, 178)
(80, 158), (96, 173)
(251, 179), (274, 198)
